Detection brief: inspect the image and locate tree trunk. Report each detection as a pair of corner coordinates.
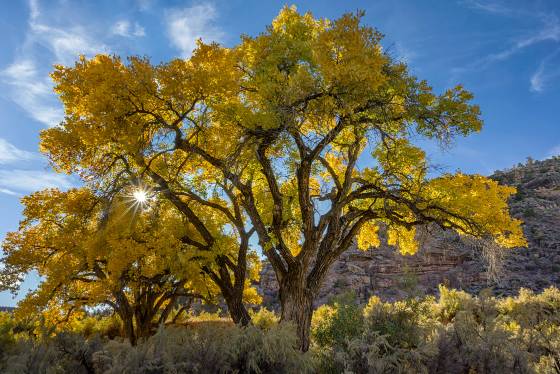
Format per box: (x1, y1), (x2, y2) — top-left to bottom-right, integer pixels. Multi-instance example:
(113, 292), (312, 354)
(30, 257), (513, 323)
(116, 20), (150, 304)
(134, 312), (153, 342)
(279, 280), (314, 352)
(121, 311), (136, 345)
(225, 292), (251, 326)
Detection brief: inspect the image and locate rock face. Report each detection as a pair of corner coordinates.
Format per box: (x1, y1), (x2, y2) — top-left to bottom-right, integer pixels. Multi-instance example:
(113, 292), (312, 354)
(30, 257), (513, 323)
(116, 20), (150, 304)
(258, 157), (560, 308)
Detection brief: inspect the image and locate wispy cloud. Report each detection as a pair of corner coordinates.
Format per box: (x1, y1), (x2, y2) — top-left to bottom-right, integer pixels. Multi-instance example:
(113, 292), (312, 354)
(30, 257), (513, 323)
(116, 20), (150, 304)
(27, 0), (108, 66)
(0, 0), (109, 127)
(455, 2), (560, 86)
(1, 59), (64, 127)
(0, 169), (73, 194)
(164, 3), (224, 57)
(0, 139), (37, 165)
(0, 188), (20, 196)
(136, 0), (153, 11)
(530, 62), (546, 92)
(111, 20), (145, 38)
(530, 48), (560, 93)
(516, 14), (560, 48)
(389, 42), (416, 64)
(461, 0), (515, 15)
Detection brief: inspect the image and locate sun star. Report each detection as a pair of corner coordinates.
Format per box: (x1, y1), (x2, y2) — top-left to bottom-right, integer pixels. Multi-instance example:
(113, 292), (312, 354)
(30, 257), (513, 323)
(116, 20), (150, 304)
(133, 189), (148, 204)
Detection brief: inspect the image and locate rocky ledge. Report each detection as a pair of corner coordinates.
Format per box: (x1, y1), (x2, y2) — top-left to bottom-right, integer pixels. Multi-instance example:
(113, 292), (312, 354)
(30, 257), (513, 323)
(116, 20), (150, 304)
(257, 157), (560, 308)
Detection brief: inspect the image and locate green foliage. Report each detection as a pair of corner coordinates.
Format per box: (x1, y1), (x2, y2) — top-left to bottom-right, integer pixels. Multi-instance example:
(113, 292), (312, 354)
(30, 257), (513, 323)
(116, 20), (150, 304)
(312, 286), (560, 373)
(0, 312), (17, 372)
(312, 292), (364, 349)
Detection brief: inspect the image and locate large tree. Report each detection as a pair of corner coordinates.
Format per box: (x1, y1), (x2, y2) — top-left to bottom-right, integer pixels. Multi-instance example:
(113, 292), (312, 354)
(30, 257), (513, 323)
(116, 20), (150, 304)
(0, 187), (260, 344)
(39, 7), (526, 350)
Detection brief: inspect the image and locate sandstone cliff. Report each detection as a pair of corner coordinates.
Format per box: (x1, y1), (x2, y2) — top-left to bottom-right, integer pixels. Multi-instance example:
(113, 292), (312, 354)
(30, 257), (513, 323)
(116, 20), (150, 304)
(257, 157), (560, 308)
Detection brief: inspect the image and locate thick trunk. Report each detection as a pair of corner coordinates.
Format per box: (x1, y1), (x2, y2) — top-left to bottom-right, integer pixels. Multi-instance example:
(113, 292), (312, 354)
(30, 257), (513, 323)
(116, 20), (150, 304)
(134, 312), (153, 342)
(279, 280), (314, 352)
(225, 293), (251, 326)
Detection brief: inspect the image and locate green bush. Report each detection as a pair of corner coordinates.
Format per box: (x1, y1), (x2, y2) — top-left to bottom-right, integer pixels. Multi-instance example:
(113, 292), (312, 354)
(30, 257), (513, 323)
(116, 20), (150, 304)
(313, 296), (437, 373)
(104, 323), (313, 373)
(4, 332), (104, 374)
(312, 286), (560, 374)
(312, 293), (364, 349)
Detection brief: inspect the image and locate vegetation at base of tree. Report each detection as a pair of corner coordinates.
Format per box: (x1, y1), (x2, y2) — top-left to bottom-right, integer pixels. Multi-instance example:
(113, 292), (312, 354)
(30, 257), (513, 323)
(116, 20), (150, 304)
(0, 286), (558, 373)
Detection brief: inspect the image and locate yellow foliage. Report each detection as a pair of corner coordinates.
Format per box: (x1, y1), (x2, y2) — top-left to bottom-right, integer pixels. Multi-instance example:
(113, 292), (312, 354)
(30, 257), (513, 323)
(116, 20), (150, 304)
(356, 221), (380, 251)
(425, 174), (527, 248)
(387, 226), (418, 255)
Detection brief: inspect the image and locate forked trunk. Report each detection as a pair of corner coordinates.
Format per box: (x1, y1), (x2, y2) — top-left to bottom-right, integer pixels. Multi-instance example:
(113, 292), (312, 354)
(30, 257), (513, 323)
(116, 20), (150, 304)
(279, 280), (314, 352)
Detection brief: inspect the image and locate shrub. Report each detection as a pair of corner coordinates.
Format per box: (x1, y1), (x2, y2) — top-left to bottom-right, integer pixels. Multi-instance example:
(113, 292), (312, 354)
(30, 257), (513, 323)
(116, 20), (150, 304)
(2, 287), (560, 373)
(0, 312), (16, 372)
(250, 308), (279, 330)
(1, 323), (313, 373)
(311, 292), (364, 349)
(3, 332), (104, 374)
(101, 323), (313, 374)
(433, 285), (475, 323)
(313, 287), (560, 373)
(68, 314), (122, 339)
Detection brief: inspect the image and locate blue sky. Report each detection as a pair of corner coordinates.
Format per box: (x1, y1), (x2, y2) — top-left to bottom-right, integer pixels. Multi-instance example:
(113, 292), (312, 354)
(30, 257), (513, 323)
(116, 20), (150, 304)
(0, 0), (559, 306)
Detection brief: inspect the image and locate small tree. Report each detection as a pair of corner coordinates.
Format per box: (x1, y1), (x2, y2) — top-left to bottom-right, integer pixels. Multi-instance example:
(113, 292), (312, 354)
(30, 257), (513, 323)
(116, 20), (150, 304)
(40, 7), (526, 350)
(0, 188), (259, 344)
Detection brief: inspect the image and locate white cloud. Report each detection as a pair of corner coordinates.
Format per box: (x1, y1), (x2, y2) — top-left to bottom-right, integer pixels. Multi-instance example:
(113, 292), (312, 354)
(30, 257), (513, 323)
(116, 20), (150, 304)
(530, 48), (560, 92)
(454, 6), (560, 77)
(29, 20), (108, 66)
(461, 0), (514, 15)
(0, 139), (36, 165)
(1, 59), (64, 127)
(0, 188), (20, 196)
(0, 169), (73, 193)
(516, 14), (560, 48)
(0, 0), (109, 127)
(530, 62), (545, 92)
(111, 20), (145, 38)
(165, 3), (223, 57)
(29, 0), (40, 21)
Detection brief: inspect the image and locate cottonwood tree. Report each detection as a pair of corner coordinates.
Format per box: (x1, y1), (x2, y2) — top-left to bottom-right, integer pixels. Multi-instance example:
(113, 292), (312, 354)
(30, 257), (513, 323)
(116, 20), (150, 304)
(40, 46), (261, 325)
(40, 7), (526, 350)
(0, 187), (260, 344)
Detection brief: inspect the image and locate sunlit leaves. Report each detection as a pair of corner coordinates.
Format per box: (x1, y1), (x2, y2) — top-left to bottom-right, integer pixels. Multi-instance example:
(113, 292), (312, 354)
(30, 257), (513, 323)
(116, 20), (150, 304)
(424, 174), (526, 248)
(356, 221), (380, 251)
(387, 226), (418, 255)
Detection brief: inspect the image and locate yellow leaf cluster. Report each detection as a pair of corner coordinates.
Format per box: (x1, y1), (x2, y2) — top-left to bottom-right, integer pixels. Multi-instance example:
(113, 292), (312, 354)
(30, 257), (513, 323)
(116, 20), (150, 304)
(356, 221), (380, 251)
